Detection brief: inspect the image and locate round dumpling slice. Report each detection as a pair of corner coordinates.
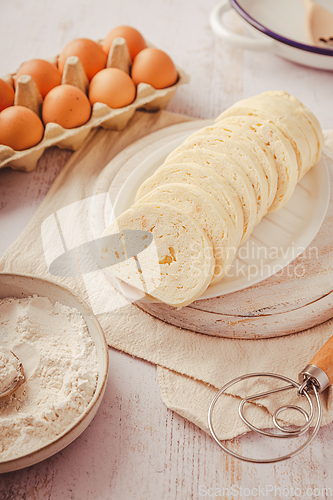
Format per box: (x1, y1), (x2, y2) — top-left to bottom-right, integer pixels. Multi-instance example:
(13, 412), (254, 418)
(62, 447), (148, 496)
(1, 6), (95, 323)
(262, 90), (323, 167)
(101, 202), (215, 308)
(217, 115), (298, 212)
(135, 162), (244, 246)
(206, 122), (278, 210)
(138, 183), (237, 283)
(166, 135), (269, 225)
(253, 93), (316, 174)
(216, 95), (311, 180)
(162, 148), (257, 243)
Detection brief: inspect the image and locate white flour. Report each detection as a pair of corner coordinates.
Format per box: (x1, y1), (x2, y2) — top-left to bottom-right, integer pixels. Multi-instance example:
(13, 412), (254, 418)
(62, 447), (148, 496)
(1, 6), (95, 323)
(0, 294), (99, 462)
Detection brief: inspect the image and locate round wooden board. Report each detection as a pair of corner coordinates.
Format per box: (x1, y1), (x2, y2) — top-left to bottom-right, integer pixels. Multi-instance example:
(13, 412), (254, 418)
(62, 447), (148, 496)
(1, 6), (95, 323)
(93, 121), (333, 339)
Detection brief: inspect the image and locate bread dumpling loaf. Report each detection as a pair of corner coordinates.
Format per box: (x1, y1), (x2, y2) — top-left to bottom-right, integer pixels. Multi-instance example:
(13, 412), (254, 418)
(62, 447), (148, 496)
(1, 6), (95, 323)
(102, 91), (323, 308)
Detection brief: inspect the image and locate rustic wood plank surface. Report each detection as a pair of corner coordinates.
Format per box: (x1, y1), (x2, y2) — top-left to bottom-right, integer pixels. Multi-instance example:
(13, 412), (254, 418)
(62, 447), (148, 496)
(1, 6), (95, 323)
(1, 0), (333, 498)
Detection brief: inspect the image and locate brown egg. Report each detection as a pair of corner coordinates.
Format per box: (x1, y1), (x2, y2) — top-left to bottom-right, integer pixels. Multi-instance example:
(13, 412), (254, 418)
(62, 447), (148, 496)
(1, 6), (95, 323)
(0, 79), (15, 112)
(42, 84), (91, 129)
(131, 48), (178, 89)
(0, 106), (44, 150)
(58, 39), (107, 81)
(15, 59), (61, 98)
(89, 68), (136, 109)
(103, 26), (147, 60)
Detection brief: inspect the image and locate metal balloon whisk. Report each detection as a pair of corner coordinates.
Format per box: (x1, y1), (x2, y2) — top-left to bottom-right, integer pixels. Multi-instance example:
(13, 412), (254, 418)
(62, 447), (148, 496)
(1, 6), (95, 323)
(208, 335), (333, 463)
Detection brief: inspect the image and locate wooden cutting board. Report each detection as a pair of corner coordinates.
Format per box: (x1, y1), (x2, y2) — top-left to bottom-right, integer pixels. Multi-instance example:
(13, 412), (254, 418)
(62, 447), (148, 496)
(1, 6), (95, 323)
(94, 121), (333, 339)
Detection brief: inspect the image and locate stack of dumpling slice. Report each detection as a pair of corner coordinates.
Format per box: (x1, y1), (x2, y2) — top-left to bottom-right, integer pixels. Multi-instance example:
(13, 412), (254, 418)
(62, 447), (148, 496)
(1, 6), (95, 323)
(102, 91), (324, 308)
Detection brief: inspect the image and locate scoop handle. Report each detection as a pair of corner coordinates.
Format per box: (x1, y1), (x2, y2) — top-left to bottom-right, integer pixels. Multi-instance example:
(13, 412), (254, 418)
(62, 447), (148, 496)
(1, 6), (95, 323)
(300, 335), (333, 392)
(309, 335), (333, 384)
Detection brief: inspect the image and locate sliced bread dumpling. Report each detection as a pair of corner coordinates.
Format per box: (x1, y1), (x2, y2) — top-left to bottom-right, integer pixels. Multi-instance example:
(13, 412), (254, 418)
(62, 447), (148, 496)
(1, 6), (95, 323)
(138, 183), (237, 283)
(166, 135), (269, 225)
(135, 162), (244, 246)
(101, 202), (215, 308)
(190, 123), (278, 211)
(262, 90), (323, 166)
(260, 91), (318, 169)
(217, 115), (298, 212)
(216, 95), (311, 180)
(163, 148), (257, 243)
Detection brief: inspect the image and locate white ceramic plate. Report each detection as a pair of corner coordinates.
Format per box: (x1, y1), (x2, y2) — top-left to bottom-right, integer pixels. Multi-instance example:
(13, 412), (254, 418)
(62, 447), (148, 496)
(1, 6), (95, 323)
(111, 127), (330, 301)
(0, 274), (109, 473)
(210, 0), (333, 70)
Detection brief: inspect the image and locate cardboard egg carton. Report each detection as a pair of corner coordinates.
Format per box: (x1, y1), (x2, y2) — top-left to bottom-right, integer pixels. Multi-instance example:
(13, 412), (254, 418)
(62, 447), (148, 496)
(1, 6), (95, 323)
(0, 37), (189, 172)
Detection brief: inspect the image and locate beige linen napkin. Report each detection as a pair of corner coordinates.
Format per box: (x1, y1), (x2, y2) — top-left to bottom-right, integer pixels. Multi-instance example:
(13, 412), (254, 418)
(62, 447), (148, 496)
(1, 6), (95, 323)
(1, 110), (333, 441)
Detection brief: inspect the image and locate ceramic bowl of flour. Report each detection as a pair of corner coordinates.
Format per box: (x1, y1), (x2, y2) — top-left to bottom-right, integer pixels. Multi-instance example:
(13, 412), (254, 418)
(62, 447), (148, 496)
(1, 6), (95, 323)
(0, 273), (109, 473)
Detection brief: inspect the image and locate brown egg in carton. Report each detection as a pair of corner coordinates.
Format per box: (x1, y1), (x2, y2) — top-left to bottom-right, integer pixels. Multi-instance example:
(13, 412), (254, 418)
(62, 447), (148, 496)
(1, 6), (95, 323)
(0, 37), (189, 172)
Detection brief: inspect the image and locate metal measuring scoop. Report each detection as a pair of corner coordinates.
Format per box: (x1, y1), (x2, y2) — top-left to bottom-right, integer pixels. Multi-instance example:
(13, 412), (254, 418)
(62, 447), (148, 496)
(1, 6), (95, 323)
(302, 0), (333, 48)
(208, 334), (333, 463)
(0, 346), (25, 401)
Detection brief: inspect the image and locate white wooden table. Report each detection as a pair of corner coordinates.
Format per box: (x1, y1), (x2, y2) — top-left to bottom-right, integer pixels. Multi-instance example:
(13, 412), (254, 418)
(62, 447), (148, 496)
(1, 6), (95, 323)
(1, 1), (333, 498)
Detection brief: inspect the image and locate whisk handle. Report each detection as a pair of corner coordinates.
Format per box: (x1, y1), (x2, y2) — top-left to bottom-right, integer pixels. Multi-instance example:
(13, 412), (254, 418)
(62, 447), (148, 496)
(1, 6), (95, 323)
(309, 335), (333, 384)
(300, 336), (333, 392)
